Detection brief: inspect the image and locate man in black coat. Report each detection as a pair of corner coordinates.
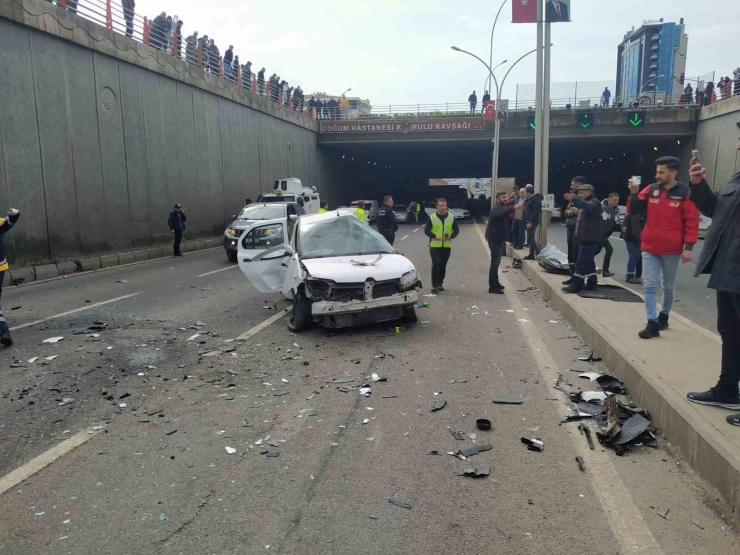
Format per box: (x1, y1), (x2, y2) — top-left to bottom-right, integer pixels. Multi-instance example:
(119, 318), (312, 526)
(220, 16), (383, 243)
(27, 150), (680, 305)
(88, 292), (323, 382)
(545, 0), (569, 22)
(168, 204), (187, 257)
(522, 184), (543, 260)
(563, 176), (586, 279)
(376, 195), (399, 245)
(150, 12), (167, 50)
(686, 134), (740, 419)
(562, 184), (602, 293)
(486, 191), (516, 294)
(122, 0), (135, 38)
(0, 208), (20, 346)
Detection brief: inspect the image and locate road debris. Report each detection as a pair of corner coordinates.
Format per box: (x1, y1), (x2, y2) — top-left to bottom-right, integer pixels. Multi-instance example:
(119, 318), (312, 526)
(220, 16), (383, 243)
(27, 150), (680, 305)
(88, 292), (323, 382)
(578, 423), (595, 450)
(690, 519), (704, 530)
(448, 426), (465, 441)
(493, 397), (523, 405)
(575, 456), (586, 471)
(430, 400), (447, 412)
(476, 419), (491, 431)
(578, 351), (602, 362)
(186, 334), (201, 341)
(656, 507), (670, 520)
(371, 373), (387, 382)
(58, 398), (74, 406)
(388, 498), (412, 509)
(521, 438), (544, 452)
(458, 466), (490, 478)
(579, 372), (602, 381)
(456, 444), (492, 458)
(43, 336), (64, 344)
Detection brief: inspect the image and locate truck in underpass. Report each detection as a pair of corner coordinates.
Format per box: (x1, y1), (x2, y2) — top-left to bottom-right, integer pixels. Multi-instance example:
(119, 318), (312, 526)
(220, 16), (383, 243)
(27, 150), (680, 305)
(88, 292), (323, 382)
(257, 178), (321, 214)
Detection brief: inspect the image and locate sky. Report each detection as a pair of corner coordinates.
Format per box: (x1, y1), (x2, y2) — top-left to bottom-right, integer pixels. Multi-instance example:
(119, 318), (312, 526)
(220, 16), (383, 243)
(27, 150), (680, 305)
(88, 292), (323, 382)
(135, 0), (739, 110)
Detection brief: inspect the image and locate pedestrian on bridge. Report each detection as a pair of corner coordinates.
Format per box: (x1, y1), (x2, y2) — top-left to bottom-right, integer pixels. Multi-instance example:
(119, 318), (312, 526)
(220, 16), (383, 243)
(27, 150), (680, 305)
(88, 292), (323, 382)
(628, 156), (699, 339)
(468, 91), (478, 115)
(486, 191), (516, 294)
(168, 204), (187, 257)
(185, 31), (198, 64)
(482, 90), (491, 113)
(522, 184), (543, 260)
(121, 0), (135, 38)
(562, 184), (602, 293)
(258, 68), (266, 95)
(601, 87), (611, 107)
(563, 176), (586, 276)
(685, 132), (740, 419)
(425, 198), (459, 294)
(0, 208), (20, 347)
(376, 196), (399, 245)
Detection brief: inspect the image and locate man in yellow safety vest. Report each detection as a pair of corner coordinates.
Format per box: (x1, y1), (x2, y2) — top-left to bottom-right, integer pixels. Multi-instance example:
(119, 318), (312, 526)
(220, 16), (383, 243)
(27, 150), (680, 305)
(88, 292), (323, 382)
(424, 198), (459, 293)
(353, 201), (368, 224)
(318, 201), (329, 213)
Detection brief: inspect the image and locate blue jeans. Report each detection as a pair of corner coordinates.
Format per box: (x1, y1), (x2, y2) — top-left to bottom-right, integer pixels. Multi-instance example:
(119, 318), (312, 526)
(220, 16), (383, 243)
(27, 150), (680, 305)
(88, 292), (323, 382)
(625, 240), (642, 279)
(642, 252), (680, 321)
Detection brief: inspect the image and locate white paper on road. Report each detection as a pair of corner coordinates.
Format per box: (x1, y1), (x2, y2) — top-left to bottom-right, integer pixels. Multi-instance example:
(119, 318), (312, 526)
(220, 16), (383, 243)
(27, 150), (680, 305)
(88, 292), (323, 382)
(186, 334), (201, 341)
(42, 336), (64, 344)
(225, 447), (236, 454)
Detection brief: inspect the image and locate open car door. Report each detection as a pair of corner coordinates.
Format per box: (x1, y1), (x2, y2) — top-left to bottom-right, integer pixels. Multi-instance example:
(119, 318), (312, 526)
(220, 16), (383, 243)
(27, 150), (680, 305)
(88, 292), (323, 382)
(237, 218), (291, 293)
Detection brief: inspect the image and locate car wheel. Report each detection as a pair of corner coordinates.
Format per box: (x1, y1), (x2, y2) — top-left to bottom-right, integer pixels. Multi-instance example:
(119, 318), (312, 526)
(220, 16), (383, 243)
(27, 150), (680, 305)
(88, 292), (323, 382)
(401, 305), (418, 324)
(226, 250), (237, 263)
(287, 291), (312, 332)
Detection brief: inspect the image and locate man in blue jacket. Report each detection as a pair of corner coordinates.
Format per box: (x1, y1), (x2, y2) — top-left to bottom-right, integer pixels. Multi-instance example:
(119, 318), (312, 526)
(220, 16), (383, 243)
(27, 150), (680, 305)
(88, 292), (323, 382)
(0, 208), (20, 346)
(562, 184), (602, 293)
(168, 204), (187, 257)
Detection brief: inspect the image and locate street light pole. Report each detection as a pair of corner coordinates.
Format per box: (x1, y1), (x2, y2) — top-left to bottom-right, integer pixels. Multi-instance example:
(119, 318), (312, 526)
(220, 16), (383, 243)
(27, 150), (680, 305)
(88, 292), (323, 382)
(486, 0), (508, 95)
(451, 46), (539, 199)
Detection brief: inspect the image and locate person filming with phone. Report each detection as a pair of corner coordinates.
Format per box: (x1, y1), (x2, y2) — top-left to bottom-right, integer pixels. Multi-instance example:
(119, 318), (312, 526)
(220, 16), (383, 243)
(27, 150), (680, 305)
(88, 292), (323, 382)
(627, 157), (699, 339)
(684, 134), (740, 424)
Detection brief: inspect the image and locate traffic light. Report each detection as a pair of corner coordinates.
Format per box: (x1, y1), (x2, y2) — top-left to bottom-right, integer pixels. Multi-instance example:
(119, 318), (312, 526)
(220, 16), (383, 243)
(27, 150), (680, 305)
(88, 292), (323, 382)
(627, 111), (646, 127)
(527, 115), (536, 131)
(578, 112), (595, 130)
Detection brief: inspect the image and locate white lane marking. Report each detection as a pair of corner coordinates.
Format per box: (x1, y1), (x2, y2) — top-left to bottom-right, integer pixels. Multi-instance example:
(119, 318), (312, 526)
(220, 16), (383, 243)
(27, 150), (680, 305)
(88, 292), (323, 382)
(197, 265), (239, 278)
(10, 293), (140, 331)
(412, 228), (420, 233)
(0, 428), (101, 496)
(399, 235), (410, 241)
(236, 308), (290, 341)
(474, 223), (664, 555)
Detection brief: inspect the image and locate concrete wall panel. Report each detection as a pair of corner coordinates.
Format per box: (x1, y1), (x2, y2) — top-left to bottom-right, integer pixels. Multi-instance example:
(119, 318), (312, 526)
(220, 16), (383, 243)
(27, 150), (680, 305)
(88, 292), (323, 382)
(118, 63), (151, 246)
(66, 45), (107, 254)
(29, 31), (80, 258)
(192, 89), (211, 238)
(141, 71), (169, 241)
(0, 23), (47, 262)
(175, 83), (198, 231)
(160, 76), (182, 219)
(219, 98), (243, 219)
(93, 52), (131, 250)
(205, 93), (225, 235)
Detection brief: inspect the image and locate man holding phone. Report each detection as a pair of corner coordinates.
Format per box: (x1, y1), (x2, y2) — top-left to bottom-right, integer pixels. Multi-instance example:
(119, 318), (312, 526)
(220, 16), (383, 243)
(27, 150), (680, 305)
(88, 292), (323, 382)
(685, 134), (740, 420)
(628, 157), (699, 339)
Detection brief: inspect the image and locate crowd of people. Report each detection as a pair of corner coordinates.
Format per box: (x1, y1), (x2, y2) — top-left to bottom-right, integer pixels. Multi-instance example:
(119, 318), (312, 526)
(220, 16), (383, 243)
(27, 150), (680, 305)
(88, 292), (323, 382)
(679, 70), (740, 106)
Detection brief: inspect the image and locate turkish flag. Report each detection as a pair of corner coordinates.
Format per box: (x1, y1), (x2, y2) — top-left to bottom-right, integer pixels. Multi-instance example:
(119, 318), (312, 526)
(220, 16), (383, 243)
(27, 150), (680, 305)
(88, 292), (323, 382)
(512, 0), (537, 23)
(484, 101), (496, 121)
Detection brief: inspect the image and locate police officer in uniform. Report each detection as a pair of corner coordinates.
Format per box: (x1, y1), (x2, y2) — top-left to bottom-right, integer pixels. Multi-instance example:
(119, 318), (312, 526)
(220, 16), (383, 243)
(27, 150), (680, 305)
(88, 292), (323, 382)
(376, 195), (399, 245)
(424, 198), (459, 293)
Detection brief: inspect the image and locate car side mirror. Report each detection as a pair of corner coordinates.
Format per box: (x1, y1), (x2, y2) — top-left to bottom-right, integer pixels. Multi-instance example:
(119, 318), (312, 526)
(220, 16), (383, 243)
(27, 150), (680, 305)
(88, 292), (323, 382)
(253, 243), (295, 262)
(289, 214), (298, 221)
(230, 214), (236, 220)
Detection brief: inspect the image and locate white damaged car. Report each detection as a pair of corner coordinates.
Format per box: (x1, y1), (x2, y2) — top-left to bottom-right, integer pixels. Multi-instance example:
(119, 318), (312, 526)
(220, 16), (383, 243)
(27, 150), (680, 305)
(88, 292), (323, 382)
(238, 211), (422, 331)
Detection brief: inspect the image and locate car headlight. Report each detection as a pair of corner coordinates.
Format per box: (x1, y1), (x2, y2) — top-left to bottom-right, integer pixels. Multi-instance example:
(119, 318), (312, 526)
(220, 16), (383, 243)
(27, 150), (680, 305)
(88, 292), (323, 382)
(400, 269), (418, 289)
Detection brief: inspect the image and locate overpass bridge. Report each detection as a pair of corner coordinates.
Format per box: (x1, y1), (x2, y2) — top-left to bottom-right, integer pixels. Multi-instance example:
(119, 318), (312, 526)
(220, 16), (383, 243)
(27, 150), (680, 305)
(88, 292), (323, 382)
(317, 106), (699, 196)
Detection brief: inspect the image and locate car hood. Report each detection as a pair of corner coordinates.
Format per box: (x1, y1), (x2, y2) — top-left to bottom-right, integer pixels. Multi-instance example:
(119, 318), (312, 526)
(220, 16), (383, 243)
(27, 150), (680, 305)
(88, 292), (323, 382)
(229, 219), (265, 230)
(302, 254), (416, 283)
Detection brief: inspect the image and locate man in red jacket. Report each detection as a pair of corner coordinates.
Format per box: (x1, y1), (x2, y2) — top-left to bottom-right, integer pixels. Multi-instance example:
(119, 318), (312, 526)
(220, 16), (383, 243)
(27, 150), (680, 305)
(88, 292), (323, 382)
(628, 156), (699, 339)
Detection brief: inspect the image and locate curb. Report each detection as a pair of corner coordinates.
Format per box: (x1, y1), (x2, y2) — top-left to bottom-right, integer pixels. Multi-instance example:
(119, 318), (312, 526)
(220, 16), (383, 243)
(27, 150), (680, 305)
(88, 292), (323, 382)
(508, 246), (740, 514)
(7, 236), (223, 285)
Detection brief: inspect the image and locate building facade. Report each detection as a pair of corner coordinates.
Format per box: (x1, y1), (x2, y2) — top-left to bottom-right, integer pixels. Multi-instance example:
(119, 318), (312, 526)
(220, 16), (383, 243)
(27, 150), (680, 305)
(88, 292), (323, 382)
(615, 18), (688, 105)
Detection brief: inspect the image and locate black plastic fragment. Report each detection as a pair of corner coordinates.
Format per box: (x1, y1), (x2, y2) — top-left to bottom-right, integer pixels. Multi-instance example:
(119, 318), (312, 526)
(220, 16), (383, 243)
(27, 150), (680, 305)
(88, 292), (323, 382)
(575, 456), (585, 471)
(578, 351), (602, 362)
(493, 397), (523, 405)
(430, 399), (447, 412)
(458, 466), (490, 478)
(458, 444), (493, 458)
(613, 414), (651, 446)
(521, 437), (544, 452)
(388, 498), (412, 509)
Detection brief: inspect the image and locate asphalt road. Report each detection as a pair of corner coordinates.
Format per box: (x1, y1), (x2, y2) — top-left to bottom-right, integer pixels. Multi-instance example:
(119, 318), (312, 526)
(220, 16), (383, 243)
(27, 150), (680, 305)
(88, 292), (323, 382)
(0, 226), (737, 554)
(545, 222), (718, 332)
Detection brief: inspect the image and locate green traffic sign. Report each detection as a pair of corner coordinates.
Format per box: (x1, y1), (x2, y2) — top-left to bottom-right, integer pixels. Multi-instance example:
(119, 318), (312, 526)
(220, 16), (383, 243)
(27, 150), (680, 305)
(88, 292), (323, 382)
(578, 112), (595, 130)
(628, 111), (645, 127)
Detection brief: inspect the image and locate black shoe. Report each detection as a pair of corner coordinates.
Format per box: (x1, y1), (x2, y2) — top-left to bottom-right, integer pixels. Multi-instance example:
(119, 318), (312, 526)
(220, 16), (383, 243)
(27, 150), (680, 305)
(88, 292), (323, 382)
(523, 255), (535, 261)
(438, 286), (445, 292)
(562, 283), (583, 294)
(727, 414), (740, 426)
(602, 270), (615, 278)
(488, 286), (504, 294)
(431, 288), (439, 294)
(658, 312), (669, 331)
(0, 330), (13, 347)
(626, 277), (642, 284)
(686, 388), (740, 410)
(562, 278), (574, 285)
(638, 320), (660, 339)
(583, 282), (598, 291)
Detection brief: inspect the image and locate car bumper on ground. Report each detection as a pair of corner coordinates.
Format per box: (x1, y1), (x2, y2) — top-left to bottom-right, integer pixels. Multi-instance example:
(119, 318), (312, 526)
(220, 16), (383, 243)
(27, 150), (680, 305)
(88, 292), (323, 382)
(312, 290), (419, 327)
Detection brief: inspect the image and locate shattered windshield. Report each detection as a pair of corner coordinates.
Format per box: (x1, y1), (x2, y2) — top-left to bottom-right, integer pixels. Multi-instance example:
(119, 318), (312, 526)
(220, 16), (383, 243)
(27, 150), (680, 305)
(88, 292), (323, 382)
(299, 216), (394, 259)
(237, 205), (285, 221)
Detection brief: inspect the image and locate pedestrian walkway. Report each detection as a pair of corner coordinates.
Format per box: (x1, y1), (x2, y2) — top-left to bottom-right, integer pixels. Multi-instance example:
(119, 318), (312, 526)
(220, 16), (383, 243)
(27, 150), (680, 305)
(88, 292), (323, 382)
(511, 250), (740, 513)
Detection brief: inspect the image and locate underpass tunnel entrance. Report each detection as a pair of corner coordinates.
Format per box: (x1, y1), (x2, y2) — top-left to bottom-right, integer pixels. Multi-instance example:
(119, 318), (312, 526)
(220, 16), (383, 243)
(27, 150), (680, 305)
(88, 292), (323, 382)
(321, 133), (691, 207)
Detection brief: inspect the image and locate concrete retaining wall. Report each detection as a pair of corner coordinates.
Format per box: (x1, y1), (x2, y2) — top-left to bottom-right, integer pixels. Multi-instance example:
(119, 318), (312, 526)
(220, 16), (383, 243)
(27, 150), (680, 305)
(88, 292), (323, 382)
(696, 96), (740, 192)
(0, 0), (340, 265)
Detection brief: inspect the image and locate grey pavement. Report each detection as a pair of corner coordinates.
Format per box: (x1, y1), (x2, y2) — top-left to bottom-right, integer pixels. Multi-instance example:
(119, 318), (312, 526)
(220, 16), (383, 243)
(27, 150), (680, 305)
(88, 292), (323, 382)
(545, 222), (718, 332)
(0, 224), (737, 554)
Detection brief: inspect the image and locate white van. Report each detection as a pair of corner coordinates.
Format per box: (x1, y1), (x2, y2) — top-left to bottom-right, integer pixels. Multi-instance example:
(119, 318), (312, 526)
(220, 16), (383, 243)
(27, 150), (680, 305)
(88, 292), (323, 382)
(258, 178), (321, 214)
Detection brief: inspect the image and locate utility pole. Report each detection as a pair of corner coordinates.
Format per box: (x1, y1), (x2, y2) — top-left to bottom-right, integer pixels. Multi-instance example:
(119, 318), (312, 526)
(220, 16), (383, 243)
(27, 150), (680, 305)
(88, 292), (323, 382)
(533, 0), (552, 249)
